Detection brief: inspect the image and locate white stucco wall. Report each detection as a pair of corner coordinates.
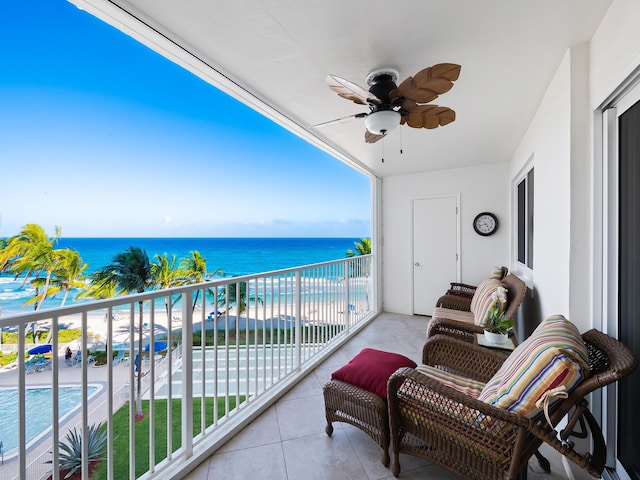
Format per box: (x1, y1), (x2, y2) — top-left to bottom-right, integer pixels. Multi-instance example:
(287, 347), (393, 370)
(590, 0), (640, 108)
(382, 163), (509, 315)
(508, 0), (640, 332)
(509, 52), (573, 324)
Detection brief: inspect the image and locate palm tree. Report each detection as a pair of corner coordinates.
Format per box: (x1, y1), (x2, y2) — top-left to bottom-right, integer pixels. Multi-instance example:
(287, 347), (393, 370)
(38, 249), (88, 344)
(216, 280), (261, 316)
(0, 224), (62, 341)
(0, 224), (62, 310)
(27, 248), (87, 308)
(180, 251), (206, 312)
(180, 251), (224, 312)
(346, 237), (372, 257)
(151, 253), (185, 317)
(92, 246), (152, 418)
(346, 237), (372, 276)
(52, 249), (88, 307)
(78, 270), (118, 301)
(345, 237), (372, 310)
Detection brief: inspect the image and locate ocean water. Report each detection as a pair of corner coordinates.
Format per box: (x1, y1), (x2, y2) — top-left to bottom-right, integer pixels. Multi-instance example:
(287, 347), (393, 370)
(0, 237), (360, 316)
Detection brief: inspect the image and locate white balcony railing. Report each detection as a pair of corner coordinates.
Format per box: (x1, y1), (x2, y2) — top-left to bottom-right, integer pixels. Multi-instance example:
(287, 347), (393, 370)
(0, 255), (374, 480)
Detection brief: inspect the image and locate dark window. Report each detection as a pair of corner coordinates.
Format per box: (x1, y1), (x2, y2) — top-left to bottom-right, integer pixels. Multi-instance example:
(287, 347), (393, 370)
(516, 168), (534, 269)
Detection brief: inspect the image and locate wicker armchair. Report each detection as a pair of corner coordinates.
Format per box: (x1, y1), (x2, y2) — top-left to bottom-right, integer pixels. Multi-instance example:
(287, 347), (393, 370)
(443, 266), (509, 300)
(387, 330), (638, 479)
(427, 273), (527, 343)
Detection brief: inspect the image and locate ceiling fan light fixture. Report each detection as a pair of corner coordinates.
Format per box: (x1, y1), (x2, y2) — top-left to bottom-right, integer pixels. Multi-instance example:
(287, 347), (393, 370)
(365, 110), (401, 135)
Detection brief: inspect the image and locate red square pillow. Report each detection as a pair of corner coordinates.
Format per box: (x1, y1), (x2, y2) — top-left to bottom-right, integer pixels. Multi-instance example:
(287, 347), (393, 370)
(331, 348), (417, 398)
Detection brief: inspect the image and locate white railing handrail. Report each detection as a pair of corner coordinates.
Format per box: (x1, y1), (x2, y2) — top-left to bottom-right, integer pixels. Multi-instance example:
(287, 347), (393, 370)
(0, 256), (359, 327)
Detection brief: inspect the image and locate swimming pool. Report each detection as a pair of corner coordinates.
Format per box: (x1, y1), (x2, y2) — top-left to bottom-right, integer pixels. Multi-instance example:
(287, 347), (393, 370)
(0, 384), (101, 455)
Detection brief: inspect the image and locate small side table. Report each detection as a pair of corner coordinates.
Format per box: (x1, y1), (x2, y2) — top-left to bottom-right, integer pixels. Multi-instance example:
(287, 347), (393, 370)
(475, 333), (516, 352)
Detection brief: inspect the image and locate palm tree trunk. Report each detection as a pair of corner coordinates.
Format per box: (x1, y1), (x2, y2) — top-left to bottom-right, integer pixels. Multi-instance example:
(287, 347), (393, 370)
(192, 290), (200, 312)
(60, 288), (71, 306)
(35, 271), (53, 311)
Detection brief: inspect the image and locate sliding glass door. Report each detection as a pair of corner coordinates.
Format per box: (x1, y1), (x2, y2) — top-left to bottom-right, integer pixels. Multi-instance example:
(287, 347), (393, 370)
(617, 97), (640, 480)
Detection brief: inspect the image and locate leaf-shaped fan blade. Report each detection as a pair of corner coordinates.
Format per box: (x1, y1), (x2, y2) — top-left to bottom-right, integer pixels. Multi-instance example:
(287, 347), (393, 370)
(400, 105), (456, 129)
(312, 112), (367, 128)
(326, 75), (382, 106)
(391, 63), (461, 104)
(430, 63), (461, 81)
(364, 130), (385, 144)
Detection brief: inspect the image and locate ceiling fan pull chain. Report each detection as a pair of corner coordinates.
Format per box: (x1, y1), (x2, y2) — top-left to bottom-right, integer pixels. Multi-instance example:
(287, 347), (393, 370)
(381, 138), (385, 163)
(399, 127), (403, 155)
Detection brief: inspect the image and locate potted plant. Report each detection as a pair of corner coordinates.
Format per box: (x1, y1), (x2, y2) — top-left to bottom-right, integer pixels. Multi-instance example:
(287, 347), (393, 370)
(483, 287), (514, 344)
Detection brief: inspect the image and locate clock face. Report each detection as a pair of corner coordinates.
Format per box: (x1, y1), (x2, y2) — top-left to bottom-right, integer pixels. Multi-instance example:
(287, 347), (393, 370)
(473, 212), (498, 236)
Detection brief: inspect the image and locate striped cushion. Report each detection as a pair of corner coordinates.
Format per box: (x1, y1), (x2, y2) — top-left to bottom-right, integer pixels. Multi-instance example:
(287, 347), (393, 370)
(489, 266), (506, 279)
(432, 306), (475, 323)
(470, 278), (507, 327)
(416, 365), (485, 398)
(478, 315), (589, 419)
(470, 278), (496, 312)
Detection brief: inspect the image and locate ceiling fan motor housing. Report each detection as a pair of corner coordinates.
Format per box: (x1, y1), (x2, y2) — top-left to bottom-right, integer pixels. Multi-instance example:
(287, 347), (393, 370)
(368, 74), (397, 105)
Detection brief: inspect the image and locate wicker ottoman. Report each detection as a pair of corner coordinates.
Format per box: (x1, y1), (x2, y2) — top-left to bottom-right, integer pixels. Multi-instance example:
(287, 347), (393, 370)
(323, 379), (390, 466)
(322, 348), (417, 466)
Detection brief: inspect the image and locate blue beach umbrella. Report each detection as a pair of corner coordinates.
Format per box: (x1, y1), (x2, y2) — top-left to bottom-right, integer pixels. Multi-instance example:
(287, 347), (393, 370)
(28, 344), (53, 355)
(144, 341), (167, 352)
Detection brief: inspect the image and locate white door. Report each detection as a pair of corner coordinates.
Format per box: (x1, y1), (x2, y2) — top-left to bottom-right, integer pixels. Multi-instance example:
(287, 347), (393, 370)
(412, 196), (459, 315)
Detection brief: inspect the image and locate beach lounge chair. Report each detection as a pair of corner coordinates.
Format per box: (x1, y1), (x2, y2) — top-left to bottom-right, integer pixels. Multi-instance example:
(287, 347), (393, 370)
(37, 358), (52, 371)
(113, 349), (126, 366)
(24, 362), (39, 374)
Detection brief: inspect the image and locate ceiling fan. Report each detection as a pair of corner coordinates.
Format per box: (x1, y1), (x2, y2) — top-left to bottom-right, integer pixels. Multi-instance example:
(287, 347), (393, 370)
(315, 63), (461, 143)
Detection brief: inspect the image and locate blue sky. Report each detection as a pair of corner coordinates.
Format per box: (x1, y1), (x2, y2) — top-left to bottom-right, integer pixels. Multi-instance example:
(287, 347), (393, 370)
(0, 0), (371, 238)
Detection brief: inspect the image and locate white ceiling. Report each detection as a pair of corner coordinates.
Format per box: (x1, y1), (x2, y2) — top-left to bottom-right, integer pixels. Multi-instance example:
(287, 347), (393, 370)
(74, 0), (612, 178)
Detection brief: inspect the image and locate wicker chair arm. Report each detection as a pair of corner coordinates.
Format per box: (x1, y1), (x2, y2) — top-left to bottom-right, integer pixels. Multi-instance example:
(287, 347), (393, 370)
(427, 317), (483, 343)
(421, 334), (507, 383)
(427, 317), (518, 346)
(435, 294), (472, 310)
(445, 282), (477, 298)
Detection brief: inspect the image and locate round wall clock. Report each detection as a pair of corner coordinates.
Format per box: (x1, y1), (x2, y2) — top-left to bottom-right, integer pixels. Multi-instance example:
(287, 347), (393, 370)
(473, 212), (498, 236)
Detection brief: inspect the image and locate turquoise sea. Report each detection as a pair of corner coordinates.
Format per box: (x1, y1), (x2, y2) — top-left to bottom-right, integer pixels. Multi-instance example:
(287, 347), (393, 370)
(0, 237), (360, 316)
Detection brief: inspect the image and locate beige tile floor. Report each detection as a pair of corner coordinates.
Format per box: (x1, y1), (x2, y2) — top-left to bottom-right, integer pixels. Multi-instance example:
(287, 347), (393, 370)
(183, 312), (569, 480)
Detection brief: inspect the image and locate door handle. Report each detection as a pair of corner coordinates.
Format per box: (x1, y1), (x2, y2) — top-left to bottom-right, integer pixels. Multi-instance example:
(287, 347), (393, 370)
(414, 262), (420, 267)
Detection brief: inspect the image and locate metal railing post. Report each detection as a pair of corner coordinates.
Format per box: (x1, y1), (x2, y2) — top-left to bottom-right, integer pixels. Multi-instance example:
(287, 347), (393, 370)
(295, 270), (302, 370)
(182, 290), (193, 459)
(344, 260), (351, 333)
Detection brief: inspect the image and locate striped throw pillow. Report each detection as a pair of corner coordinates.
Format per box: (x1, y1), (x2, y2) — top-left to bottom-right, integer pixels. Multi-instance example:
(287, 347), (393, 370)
(478, 315), (589, 419)
(470, 278), (507, 327)
(489, 266), (507, 279)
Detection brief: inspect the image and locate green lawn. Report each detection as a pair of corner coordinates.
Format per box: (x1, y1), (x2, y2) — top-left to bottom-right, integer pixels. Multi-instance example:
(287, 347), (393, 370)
(90, 396), (244, 479)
